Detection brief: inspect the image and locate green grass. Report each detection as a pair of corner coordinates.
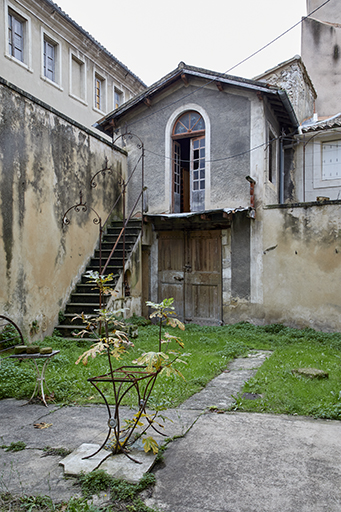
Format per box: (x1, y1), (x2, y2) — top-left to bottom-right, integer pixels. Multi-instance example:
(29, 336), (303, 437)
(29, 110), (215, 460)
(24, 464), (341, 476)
(234, 343), (341, 418)
(0, 471), (158, 511)
(1, 322), (341, 419)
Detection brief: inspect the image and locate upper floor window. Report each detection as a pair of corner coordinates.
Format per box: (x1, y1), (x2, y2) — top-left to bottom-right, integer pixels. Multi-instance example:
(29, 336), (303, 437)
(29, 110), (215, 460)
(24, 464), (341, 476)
(322, 141), (341, 180)
(70, 52), (86, 103)
(8, 9), (24, 62)
(94, 73), (106, 112)
(173, 111), (205, 136)
(44, 37), (56, 81)
(268, 127), (277, 185)
(114, 87), (123, 109)
(95, 77), (101, 109)
(41, 31), (61, 88)
(172, 111), (206, 213)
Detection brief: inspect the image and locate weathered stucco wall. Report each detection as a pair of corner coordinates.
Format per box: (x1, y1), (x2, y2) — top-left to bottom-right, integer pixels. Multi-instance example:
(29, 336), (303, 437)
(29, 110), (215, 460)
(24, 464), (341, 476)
(307, 0), (341, 24)
(262, 203), (341, 332)
(0, 81), (126, 338)
(302, 17), (341, 117)
(117, 80), (252, 215)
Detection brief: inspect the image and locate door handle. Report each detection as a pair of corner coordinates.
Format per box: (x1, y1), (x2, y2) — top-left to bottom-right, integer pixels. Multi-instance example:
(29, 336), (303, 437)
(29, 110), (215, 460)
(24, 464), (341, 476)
(174, 276), (184, 281)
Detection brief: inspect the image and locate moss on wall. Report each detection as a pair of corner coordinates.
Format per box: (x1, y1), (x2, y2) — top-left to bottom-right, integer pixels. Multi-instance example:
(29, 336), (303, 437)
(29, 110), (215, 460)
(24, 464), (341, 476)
(0, 82), (126, 337)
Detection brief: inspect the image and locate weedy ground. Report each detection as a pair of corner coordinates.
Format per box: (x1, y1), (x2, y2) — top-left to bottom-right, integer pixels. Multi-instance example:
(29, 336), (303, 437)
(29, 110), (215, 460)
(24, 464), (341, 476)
(2, 322), (341, 510)
(0, 471), (157, 511)
(1, 322), (341, 418)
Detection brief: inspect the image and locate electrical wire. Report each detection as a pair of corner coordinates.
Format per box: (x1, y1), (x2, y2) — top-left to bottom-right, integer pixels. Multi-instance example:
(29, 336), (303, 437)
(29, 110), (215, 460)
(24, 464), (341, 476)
(119, 0), (331, 131)
(144, 141), (269, 164)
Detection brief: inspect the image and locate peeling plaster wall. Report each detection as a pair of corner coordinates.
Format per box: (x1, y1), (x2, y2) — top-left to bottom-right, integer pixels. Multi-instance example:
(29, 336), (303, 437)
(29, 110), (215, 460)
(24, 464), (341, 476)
(117, 80), (252, 216)
(302, 17), (341, 117)
(0, 82), (126, 338)
(262, 204), (341, 332)
(306, 0), (341, 25)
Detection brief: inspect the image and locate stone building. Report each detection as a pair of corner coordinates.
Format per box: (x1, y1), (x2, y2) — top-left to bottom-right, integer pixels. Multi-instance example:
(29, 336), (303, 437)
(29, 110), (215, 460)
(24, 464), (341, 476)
(95, 62), (301, 327)
(94, 56), (341, 333)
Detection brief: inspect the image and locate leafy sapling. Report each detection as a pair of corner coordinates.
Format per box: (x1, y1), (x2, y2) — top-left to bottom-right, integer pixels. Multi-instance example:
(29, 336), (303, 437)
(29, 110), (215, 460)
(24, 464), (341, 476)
(133, 298), (188, 379)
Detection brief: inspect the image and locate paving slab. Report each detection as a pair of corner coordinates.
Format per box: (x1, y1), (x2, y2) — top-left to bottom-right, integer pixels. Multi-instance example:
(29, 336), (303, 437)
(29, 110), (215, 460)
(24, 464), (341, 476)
(146, 412), (341, 512)
(179, 351), (271, 411)
(60, 443), (157, 483)
(4, 350), (341, 511)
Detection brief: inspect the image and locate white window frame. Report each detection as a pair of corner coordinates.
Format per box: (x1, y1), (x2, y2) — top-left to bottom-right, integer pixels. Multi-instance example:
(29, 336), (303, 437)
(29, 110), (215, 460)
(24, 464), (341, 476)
(4, 1), (32, 71)
(311, 135), (341, 190)
(93, 70), (106, 113)
(322, 140), (341, 180)
(165, 104), (211, 212)
(41, 28), (62, 89)
(69, 50), (87, 105)
(114, 86), (124, 109)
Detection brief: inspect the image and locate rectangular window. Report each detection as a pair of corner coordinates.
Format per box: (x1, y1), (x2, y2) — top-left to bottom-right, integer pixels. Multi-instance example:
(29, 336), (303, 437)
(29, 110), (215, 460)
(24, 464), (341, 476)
(322, 141), (341, 180)
(8, 10), (24, 62)
(44, 38), (55, 81)
(95, 77), (101, 109)
(71, 54), (85, 100)
(114, 88), (123, 109)
(191, 137), (205, 191)
(94, 73), (105, 111)
(268, 128), (277, 184)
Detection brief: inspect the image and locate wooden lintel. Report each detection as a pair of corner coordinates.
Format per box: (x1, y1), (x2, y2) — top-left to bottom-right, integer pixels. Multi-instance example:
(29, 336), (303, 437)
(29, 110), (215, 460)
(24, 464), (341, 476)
(144, 97), (152, 108)
(181, 73), (189, 86)
(216, 81), (224, 92)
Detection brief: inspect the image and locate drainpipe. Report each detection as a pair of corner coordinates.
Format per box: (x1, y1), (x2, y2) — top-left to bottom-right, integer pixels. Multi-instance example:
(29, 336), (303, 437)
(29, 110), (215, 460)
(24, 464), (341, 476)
(279, 137), (284, 204)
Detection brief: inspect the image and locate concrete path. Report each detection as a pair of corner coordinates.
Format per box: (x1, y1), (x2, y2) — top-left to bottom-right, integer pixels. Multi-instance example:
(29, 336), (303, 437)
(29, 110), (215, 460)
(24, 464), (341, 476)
(1, 351), (341, 511)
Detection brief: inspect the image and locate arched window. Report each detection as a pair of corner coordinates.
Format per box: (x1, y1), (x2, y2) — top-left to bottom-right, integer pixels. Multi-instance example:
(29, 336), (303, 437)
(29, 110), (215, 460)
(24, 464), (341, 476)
(173, 111), (205, 136)
(172, 111), (205, 213)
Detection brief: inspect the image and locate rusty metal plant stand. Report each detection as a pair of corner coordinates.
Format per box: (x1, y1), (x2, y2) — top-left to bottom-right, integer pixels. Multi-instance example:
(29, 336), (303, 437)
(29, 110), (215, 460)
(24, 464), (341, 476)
(84, 361), (166, 464)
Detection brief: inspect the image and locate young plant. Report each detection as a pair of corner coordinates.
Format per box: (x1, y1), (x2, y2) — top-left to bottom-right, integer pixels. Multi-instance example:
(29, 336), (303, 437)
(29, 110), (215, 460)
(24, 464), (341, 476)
(133, 298), (187, 379)
(74, 276), (187, 458)
(75, 271), (133, 367)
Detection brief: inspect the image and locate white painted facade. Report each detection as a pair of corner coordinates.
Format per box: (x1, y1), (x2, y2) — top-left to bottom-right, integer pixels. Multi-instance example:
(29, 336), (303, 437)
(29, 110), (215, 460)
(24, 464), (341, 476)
(1, 0), (146, 138)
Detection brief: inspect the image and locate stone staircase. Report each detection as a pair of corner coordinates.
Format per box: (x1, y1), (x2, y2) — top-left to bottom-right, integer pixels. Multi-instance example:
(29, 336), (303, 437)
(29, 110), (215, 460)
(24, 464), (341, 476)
(56, 219), (141, 338)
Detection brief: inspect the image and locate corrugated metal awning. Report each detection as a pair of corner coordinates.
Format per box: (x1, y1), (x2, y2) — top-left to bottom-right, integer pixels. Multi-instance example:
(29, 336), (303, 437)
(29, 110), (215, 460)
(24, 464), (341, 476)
(143, 207), (254, 231)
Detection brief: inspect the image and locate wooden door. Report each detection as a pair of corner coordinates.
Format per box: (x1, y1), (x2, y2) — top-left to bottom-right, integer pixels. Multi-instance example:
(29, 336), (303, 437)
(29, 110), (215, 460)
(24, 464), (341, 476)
(158, 230), (221, 325)
(158, 231), (185, 320)
(184, 230), (221, 325)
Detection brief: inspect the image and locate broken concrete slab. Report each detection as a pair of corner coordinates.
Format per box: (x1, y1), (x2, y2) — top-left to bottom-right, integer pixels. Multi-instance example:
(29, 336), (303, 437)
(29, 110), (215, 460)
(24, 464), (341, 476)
(60, 443), (157, 483)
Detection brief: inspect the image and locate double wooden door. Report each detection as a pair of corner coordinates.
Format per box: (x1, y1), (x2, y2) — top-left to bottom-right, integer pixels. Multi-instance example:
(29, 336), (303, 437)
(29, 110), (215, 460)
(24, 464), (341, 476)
(158, 230), (222, 325)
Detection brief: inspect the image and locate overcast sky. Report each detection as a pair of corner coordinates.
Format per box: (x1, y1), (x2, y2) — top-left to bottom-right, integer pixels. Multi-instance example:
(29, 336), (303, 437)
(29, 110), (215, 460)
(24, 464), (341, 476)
(55, 0), (308, 86)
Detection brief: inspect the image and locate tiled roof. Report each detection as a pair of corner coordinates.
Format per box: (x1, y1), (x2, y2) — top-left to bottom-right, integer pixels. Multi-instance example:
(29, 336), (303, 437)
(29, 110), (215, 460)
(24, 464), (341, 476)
(301, 113), (341, 132)
(42, 0), (146, 87)
(95, 62), (298, 134)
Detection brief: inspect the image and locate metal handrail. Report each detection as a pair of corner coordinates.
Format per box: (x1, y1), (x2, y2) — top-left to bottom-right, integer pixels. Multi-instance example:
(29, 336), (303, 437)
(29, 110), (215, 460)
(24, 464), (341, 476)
(102, 188), (145, 274)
